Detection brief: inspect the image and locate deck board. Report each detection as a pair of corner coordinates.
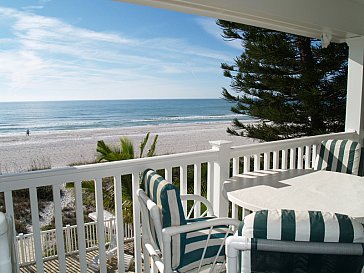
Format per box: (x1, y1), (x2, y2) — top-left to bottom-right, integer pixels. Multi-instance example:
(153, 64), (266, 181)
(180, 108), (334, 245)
(19, 241), (135, 273)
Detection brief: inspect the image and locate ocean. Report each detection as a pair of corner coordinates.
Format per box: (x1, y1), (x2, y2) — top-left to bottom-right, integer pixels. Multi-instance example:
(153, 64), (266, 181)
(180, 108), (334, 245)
(0, 99), (253, 136)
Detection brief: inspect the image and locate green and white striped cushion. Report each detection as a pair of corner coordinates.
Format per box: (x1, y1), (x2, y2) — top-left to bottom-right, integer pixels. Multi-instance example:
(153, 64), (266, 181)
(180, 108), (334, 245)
(143, 169), (186, 269)
(242, 209), (364, 243)
(143, 169), (186, 228)
(314, 139), (361, 175)
(177, 217), (232, 272)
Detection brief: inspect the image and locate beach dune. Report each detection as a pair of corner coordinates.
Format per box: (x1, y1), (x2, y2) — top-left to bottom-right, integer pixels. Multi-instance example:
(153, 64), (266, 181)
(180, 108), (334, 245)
(0, 122), (256, 173)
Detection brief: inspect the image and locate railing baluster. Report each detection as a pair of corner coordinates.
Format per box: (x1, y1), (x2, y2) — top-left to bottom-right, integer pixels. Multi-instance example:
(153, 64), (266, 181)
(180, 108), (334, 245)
(273, 151), (278, 169)
(180, 165), (188, 212)
(52, 231), (55, 256)
(290, 148), (296, 169)
(231, 204), (238, 220)
(29, 187), (44, 272)
(194, 163), (201, 217)
(263, 153), (269, 170)
(94, 178), (107, 273)
(232, 157), (239, 175)
(305, 145), (311, 169)
(243, 156), (251, 173)
(132, 172), (142, 273)
(114, 175), (126, 273)
(52, 184), (67, 273)
(297, 146), (303, 169)
(312, 144), (317, 168)
(207, 161), (214, 203)
(72, 226), (76, 252)
(74, 180), (87, 273)
(254, 154), (260, 171)
(281, 149), (288, 170)
(85, 225), (89, 249)
(18, 233), (25, 265)
(165, 166), (173, 181)
(31, 234), (35, 262)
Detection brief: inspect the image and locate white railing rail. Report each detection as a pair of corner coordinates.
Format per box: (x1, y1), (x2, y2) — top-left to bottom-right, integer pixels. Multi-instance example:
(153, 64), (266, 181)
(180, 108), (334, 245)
(230, 131), (358, 172)
(16, 219), (134, 265)
(0, 131), (358, 273)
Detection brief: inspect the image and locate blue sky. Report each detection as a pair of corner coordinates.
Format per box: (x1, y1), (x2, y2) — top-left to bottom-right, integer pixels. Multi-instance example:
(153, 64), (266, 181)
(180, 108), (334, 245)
(0, 0), (242, 101)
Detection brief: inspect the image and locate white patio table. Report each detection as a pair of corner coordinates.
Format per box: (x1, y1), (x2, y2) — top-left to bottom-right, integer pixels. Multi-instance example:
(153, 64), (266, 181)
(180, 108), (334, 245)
(223, 169), (364, 223)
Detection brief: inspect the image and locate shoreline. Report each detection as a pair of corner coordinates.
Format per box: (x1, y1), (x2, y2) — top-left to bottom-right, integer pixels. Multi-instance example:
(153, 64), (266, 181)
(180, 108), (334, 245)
(0, 121), (257, 174)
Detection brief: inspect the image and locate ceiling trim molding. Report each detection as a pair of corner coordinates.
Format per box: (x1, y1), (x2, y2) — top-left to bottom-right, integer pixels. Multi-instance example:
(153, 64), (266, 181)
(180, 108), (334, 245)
(116, 0), (364, 42)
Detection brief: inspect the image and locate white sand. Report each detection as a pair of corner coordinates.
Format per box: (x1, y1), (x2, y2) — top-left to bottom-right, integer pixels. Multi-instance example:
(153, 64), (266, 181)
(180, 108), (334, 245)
(0, 122), (257, 173)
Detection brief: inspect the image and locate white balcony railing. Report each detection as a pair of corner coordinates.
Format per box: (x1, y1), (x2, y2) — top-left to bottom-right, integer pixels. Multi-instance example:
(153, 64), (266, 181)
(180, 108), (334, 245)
(16, 219), (134, 265)
(0, 130), (357, 273)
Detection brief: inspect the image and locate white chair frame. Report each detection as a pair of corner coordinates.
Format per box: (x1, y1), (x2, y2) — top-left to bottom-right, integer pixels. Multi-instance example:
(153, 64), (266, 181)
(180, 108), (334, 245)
(138, 189), (240, 273)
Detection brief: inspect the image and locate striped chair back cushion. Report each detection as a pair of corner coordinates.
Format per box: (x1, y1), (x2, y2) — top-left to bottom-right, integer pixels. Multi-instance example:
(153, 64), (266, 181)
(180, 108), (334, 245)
(143, 169), (186, 269)
(314, 139), (361, 175)
(143, 169), (186, 228)
(241, 209), (364, 243)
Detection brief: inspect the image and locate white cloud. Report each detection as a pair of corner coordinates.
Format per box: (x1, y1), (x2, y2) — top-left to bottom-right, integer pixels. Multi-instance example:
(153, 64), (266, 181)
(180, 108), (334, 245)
(21, 5), (44, 12)
(0, 6), (234, 101)
(197, 18), (242, 50)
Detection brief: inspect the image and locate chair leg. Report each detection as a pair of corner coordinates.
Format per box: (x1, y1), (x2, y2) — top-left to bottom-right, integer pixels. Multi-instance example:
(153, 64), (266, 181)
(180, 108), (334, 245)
(143, 245), (150, 273)
(151, 261), (158, 273)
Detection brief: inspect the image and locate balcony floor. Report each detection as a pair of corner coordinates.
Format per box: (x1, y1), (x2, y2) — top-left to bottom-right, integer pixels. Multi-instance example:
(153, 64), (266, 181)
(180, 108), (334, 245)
(19, 241), (135, 273)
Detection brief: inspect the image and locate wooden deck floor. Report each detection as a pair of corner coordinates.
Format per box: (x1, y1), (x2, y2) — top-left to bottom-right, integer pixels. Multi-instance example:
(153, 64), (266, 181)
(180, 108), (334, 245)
(19, 242), (135, 273)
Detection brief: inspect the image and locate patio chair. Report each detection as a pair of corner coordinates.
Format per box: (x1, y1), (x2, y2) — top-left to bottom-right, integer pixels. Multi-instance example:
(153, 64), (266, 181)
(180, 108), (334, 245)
(226, 209), (364, 273)
(314, 139), (362, 175)
(138, 169), (241, 273)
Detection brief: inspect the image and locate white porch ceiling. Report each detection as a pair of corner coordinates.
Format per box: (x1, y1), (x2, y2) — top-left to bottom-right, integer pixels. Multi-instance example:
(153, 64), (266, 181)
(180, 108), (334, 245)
(115, 0), (364, 43)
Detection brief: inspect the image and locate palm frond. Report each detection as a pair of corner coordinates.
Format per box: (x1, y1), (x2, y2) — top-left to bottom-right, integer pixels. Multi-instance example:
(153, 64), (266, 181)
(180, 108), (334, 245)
(96, 140), (114, 162)
(139, 132), (150, 158)
(120, 137), (135, 159)
(147, 134), (158, 157)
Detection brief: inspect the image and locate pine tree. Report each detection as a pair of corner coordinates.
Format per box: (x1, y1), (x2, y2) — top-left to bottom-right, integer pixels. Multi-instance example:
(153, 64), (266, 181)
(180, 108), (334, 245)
(218, 21), (348, 141)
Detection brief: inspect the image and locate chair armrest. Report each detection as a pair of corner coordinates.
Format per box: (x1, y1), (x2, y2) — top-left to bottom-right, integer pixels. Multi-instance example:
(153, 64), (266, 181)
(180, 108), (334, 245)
(225, 236), (364, 256)
(162, 217), (241, 238)
(144, 243), (164, 272)
(180, 194), (214, 217)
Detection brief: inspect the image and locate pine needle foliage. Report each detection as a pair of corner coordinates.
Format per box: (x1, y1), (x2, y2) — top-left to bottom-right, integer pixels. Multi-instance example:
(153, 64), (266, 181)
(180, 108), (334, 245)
(217, 21), (348, 141)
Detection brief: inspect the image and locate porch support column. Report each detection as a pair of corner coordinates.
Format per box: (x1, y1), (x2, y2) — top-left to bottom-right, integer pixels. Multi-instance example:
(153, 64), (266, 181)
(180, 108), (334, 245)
(345, 36), (364, 143)
(209, 140), (231, 217)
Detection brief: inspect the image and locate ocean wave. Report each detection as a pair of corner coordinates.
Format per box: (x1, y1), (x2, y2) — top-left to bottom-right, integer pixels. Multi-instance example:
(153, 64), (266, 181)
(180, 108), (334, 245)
(0, 99), (255, 136)
(132, 114), (246, 122)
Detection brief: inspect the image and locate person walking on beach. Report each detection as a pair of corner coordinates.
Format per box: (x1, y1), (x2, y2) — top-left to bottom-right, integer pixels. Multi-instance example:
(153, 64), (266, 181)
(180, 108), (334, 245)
(26, 129), (30, 136)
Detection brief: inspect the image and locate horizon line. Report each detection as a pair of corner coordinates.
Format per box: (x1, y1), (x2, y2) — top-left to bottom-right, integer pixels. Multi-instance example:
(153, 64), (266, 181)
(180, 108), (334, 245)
(0, 97), (224, 103)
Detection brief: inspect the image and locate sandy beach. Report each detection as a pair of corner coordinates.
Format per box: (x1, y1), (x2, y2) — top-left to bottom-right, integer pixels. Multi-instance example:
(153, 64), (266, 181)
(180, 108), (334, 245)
(0, 122), (257, 173)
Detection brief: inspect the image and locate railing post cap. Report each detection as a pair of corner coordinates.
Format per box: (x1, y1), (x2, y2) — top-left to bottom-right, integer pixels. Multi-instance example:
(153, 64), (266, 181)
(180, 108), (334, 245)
(209, 140), (232, 149)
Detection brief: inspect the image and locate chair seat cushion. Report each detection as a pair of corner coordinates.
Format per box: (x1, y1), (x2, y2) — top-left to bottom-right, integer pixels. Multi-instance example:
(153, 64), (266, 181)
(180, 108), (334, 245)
(241, 209), (364, 243)
(314, 139), (361, 175)
(177, 217), (233, 272)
